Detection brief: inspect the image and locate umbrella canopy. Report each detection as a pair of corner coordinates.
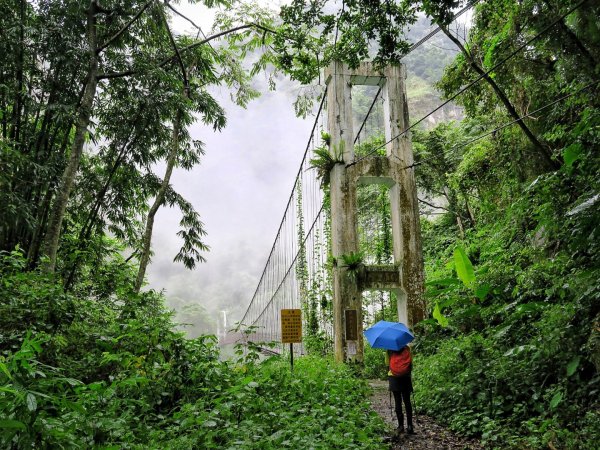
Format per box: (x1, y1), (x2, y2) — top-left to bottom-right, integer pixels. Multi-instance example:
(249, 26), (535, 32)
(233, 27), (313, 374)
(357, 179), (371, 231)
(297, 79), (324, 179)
(363, 320), (414, 351)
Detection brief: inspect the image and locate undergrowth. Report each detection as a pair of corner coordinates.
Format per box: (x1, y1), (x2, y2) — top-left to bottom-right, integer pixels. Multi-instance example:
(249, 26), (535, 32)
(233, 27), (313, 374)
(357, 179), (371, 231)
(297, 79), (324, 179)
(407, 149), (600, 448)
(0, 250), (386, 449)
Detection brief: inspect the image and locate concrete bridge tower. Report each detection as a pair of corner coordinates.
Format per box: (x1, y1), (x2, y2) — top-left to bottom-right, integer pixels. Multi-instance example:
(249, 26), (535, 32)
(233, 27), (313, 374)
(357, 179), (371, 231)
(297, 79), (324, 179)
(325, 61), (426, 363)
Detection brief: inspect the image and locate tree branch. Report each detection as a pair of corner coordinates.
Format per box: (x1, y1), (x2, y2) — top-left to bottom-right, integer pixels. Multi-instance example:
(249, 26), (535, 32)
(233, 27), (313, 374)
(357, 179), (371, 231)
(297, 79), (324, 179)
(418, 197), (469, 220)
(161, 6), (188, 89)
(96, 0), (155, 54)
(165, 3), (203, 33)
(98, 23), (276, 80)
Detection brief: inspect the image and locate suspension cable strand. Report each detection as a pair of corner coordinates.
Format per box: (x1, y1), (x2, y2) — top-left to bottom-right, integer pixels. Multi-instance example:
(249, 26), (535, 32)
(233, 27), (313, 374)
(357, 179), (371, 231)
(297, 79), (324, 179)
(250, 203), (326, 326)
(349, 0), (590, 168)
(406, 0), (478, 55)
(239, 89), (327, 325)
(354, 85), (382, 144)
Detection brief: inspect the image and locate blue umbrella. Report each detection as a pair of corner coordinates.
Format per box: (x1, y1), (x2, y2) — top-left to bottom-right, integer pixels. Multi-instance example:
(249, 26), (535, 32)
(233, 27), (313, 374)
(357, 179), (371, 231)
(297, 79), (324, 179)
(364, 320), (414, 351)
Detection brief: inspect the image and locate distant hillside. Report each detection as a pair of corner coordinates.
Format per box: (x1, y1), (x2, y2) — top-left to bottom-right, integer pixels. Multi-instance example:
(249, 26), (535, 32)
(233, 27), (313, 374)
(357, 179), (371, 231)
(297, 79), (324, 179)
(403, 15), (465, 126)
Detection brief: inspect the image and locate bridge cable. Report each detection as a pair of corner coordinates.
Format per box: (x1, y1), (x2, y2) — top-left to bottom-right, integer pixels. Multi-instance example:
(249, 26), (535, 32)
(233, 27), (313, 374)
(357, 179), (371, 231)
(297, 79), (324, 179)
(352, 1), (478, 144)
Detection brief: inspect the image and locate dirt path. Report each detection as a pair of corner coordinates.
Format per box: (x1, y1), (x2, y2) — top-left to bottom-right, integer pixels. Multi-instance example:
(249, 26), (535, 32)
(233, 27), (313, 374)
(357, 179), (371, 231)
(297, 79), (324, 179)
(368, 380), (483, 450)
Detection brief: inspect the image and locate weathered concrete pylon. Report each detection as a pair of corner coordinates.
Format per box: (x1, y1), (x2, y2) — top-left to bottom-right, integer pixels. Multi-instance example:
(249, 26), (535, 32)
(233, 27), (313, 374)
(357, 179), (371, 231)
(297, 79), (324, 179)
(325, 61), (425, 363)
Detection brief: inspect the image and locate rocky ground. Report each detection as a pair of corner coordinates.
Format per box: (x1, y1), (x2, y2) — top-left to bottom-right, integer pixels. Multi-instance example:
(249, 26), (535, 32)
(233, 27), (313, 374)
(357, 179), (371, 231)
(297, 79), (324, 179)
(368, 380), (483, 450)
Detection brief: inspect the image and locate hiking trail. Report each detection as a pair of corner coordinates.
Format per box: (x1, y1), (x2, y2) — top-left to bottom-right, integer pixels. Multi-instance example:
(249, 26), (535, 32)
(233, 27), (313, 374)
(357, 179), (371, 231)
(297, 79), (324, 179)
(369, 380), (483, 449)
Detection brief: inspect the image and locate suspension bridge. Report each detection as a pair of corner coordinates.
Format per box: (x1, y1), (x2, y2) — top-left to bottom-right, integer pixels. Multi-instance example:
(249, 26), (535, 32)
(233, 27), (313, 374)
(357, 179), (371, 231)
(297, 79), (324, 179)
(218, 3), (477, 359)
(220, 0), (597, 360)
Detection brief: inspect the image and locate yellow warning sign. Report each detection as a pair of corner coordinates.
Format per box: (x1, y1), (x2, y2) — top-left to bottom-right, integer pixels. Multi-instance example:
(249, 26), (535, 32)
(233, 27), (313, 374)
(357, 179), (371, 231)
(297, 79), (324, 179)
(281, 309), (302, 343)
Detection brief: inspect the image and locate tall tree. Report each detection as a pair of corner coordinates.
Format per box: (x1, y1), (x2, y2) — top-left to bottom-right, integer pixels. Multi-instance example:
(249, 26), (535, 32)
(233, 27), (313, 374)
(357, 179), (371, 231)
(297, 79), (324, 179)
(1, 0), (277, 294)
(42, 0), (158, 272)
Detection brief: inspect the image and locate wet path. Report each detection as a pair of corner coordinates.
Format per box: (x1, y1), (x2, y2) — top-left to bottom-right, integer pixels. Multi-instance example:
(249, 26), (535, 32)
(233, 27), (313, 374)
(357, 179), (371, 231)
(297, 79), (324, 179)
(369, 380), (483, 450)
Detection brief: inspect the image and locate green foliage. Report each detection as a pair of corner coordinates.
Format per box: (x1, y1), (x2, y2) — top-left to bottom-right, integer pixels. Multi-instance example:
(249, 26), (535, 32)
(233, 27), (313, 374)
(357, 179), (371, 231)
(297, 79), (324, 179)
(339, 251), (364, 271)
(150, 356), (385, 449)
(339, 251), (364, 282)
(414, 114), (600, 447)
(2, 1), (599, 448)
(303, 331), (333, 357)
(0, 250), (386, 448)
(275, 0), (417, 83)
(453, 246), (475, 288)
(360, 345), (388, 380)
(407, 2), (600, 445)
(414, 295), (600, 448)
(0, 0), (276, 289)
(309, 139), (345, 187)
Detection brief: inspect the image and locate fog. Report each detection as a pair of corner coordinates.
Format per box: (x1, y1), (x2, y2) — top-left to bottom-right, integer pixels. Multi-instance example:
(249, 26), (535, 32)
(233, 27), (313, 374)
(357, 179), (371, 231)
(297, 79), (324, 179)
(146, 75), (314, 335)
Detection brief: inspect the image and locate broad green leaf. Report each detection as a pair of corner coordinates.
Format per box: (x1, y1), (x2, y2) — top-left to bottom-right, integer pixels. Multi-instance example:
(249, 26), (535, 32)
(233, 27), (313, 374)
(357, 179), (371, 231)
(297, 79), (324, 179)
(567, 356), (580, 377)
(563, 143), (582, 167)
(66, 400), (86, 414)
(63, 377), (83, 386)
(0, 387), (19, 395)
(87, 382), (105, 391)
(26, 392), (37, 412)
(118, 377), (149, 387)
(550, 392), (563, 409)
(0, 419), (26, 430)
(433, 302), (448, 327)
(475, 284), (491, 301)
(454, 246), (475, 288)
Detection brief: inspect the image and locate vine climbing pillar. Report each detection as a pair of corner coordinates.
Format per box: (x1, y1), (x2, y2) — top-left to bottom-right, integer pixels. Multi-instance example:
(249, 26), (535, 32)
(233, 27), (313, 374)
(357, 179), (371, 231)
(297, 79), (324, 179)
(325, 61), (425, 364)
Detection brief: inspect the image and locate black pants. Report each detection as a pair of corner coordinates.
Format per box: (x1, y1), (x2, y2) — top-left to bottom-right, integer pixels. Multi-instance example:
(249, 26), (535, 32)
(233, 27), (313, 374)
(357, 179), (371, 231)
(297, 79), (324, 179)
(389, 375), (413, 428)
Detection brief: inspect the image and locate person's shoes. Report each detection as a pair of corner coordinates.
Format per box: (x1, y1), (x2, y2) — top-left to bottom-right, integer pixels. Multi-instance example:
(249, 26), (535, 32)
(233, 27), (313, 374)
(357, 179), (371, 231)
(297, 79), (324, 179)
(407, 424), (415, 435)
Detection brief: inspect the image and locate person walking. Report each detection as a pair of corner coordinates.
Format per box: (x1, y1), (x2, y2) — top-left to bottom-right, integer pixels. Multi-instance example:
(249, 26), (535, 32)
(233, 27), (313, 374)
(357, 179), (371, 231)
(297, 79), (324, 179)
(387, 345), (414, 434)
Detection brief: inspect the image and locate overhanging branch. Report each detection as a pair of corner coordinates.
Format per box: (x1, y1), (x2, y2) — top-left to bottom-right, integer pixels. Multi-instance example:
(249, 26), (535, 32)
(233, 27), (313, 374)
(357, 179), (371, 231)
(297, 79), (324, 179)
(98, 23), (271, 80)
(96, 0), (155, 54)
(161, 7), (188, 89)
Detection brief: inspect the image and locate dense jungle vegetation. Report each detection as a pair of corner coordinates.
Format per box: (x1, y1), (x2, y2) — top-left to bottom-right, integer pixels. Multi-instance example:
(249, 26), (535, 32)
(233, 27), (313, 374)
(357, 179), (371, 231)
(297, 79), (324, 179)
(1, 0), (599, 448)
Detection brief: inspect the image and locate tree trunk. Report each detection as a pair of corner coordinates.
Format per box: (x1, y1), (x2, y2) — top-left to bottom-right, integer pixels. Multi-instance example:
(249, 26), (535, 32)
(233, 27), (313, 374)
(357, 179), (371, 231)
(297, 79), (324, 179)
(27, 187), (53, 266)
(134, 107), (183, 292)
(63, 140), (130, 290)
(464, 194), (476, 227)
(27, 122), (73, 266)
(443, 186), (465, 238)
(10, 0), (26, 144)
(42, 1), (99, 273)
(440, 25), (559, 171)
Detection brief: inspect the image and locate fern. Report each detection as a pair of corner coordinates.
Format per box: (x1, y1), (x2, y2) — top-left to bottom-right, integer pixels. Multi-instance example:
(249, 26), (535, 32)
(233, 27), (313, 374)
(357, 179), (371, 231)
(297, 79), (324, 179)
(309, 141), (344, 187)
